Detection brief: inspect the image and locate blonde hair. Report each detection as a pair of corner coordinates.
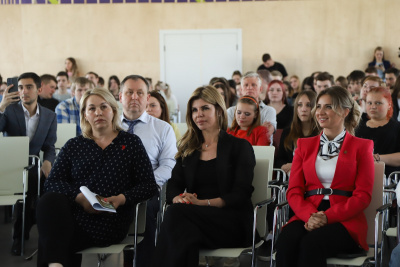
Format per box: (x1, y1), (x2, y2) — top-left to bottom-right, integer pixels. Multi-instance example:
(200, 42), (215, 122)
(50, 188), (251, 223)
(312, 86), (361, 135)
(80, 88), (123, 139)
(176, 86), (227, 159)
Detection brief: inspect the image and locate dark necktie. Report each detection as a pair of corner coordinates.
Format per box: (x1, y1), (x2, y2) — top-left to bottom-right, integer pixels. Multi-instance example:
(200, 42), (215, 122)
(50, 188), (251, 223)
(124, 119), (140, 134)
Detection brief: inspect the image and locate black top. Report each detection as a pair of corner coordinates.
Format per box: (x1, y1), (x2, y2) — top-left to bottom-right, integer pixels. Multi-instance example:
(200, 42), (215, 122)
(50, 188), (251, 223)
(195, 159), (219, 199)
(275, 127), (294, 168)
(276, 105), (294, 129)
(355, 119), (400, 177)
(38, 96), (59, 112)
(257, 61), (288, 78)
(44, 131), (158, 246)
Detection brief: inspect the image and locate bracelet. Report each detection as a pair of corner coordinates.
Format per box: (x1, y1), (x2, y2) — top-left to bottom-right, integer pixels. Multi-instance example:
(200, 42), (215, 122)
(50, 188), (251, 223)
(207, 199), (211, 206)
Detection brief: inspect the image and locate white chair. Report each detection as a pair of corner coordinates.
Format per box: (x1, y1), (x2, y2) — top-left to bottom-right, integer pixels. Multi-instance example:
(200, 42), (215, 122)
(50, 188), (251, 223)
(199, 146), (275, 267)
(0, 136), (30, 256)
(175, 123), (188, 137)
(55, 123), (76, 150)
(78, 201), (147, 267)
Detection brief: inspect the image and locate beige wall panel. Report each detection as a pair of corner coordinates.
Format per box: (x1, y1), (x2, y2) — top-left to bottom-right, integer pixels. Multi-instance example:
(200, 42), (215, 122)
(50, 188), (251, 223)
(0, 0), (399, 88)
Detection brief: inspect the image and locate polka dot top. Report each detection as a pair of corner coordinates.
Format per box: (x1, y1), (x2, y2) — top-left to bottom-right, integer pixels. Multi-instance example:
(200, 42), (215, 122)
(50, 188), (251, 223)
(44, 130), (158, 246)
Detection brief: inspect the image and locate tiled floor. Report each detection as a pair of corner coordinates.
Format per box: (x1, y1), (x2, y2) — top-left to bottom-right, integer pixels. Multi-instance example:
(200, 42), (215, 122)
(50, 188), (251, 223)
(0, 206), (271, 267)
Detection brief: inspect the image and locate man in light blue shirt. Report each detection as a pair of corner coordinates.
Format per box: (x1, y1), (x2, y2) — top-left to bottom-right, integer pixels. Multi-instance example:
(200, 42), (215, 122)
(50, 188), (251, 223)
(120, 74), (177, 267)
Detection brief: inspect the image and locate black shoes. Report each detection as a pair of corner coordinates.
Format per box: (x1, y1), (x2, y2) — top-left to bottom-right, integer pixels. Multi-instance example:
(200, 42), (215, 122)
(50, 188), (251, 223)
(11, 238), (22, 256)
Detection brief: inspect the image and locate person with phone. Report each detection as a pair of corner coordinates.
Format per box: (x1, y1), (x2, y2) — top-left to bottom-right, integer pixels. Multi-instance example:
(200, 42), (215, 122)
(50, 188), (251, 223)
(0, 72), (57, 256)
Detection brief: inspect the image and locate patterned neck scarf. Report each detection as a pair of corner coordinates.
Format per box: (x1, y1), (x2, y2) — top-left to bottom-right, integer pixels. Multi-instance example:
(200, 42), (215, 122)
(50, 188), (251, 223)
(319, 129), (346, 160)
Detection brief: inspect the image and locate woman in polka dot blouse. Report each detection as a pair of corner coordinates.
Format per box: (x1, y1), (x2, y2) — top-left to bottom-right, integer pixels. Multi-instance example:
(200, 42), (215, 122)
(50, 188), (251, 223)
(36, 88), (158, 267)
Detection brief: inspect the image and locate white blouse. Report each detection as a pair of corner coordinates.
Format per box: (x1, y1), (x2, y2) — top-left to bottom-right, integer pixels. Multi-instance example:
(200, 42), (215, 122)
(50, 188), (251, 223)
(315, 154), (338, 200)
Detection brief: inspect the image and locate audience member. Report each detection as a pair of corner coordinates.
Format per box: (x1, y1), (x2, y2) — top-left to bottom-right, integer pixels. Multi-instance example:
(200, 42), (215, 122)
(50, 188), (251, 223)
(257, 53), (288, 80)
(391, 78), (400, 121)
(335, 76), (348, 89)
(227, 79), (238, 102)
(152, 86), (256, 267)
(56, 77), (94, 136)
(311, 71), (321, 92)
(271, 70), (283, 81)
(368, 46), (392, 79)
(98, 77), (105, 88)
(36, 88), (158, 267)
(347, 70), (365, 96)
(315, 72), (334, 95)
(86, 71), (100, 87)
(108, 75), (120, 101)
(147, 91), (181, 140)
(358, 76), (383, 119)
(0, 72), (57, 255)
(365, 66), (379, 77)
(283, 81), (294, 106)
(289, 75), (301, 96)
(154, 81), (178, 117)
(210, 77), (236, 108)
(275, 91), (319, 174)
(264, 80), (294, 130)
(276, 86), (374, 267)
(38, 74), (59, 111)
(54, 71), (71, 102)
(145, 77), (153, 91)
(119, 75), (177, 267)
(64, 57), (80, 82)
(257, 69), (273, 103)
(227, 95), (270, 146)
(384, 67), (399, 92)
(301, 76), (314, 92)
(355, 86), (400, 178)
(227, 72), (277, 138)
(232, 70), (242, 85)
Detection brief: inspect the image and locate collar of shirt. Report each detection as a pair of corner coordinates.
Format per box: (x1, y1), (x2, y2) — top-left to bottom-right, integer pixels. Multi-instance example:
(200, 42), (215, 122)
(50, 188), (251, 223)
(72, 97), (79, 108)
(21, 102), (40, 117)
(259, 101), (267, 109)
(121, 111), (149, 130)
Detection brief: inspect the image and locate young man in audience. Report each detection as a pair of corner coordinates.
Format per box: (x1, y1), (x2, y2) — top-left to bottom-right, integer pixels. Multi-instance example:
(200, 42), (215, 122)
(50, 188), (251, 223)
(315, 71), (334, 94)
(257, 53), (288, 80)
(385, 67), (399, 92)
(227, 71), (277, 137)
(347, 70), (365, 97)
(98, 76), (105, 88)
(55, 77), (94, 136)
(86, 71), (100, 87)
(54, 71), (71, 102)
(0, 72), (57, 255)
(365, 66), (379, 76)
(119, 74), (177, 267)
(257, 69), (273, 102)
(37, 74), (59, 111)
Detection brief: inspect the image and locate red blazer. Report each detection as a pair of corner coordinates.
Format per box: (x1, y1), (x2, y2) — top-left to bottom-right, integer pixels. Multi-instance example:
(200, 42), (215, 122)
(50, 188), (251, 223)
(287, 132), (374, 251)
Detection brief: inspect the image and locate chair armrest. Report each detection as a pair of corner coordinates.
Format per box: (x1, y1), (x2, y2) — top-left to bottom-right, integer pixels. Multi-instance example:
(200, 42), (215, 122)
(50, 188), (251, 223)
(376, 203), (392, 213)
(384, 183), (397, 190)
(254, 197), (274, 208)
(24, 165), (35, 171)
(277, 200), (288, 209)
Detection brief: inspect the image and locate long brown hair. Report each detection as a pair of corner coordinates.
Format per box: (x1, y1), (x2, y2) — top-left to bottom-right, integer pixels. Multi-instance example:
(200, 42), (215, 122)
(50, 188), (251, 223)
(176, 86), (227, 159)
(284, 91), (319, 151)
(148, 91), (171, 124)
(230, 96), (261, 136)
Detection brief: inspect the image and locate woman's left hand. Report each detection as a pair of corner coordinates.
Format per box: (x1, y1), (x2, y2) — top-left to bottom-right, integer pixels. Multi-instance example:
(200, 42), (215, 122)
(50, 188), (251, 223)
(105, 194), (126, 209)
(305, 211), (327, 231)
(181, 193), (199, 205)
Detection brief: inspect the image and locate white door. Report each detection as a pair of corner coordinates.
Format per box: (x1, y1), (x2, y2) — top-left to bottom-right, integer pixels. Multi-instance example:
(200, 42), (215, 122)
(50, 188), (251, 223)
(160, 29), (242, 122)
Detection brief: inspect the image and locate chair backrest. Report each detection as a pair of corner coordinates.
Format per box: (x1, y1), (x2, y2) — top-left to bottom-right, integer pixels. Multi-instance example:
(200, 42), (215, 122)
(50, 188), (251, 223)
(252, 146), (275, 237)
(55, 123), (76, 149)
(127, 201), (147, 235)
(364, 161), (385, 244)
(175, 123), (188, 137)
(0, 137), (29, 196)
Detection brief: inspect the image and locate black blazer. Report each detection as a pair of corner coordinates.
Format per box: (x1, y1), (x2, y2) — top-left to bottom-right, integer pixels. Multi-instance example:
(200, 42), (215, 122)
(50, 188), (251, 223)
(0, 102), (57, 164)
(166, 131), (255, 210)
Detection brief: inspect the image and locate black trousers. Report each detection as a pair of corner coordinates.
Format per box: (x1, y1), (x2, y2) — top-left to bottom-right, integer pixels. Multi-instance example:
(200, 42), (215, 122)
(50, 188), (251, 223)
(36, 192), (95, 267)
(150, 204), (248, 267)
(276, 201), (361, 267)
(13, 165), (43, 240)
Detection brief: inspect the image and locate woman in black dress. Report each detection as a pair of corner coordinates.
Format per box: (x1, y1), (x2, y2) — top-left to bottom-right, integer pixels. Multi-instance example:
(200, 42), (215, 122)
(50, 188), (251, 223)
(264, 80), (294, 129)
(36, 88), (158, 267)
(151, 86), (256, 267)
(355, 86), (400, 177)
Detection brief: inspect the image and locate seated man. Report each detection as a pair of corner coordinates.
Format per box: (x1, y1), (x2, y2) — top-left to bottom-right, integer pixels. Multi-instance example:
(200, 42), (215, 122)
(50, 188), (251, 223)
(315, 72), (334, 95)
(347, 70), (365, 97)
(227, 71), (277, 139)
(53, 71), (71, 102)
(257, 53), (288, 80)
(38, 74), (59, 111)
(55, 77), (94, 136)
(0, 72), (57, 255)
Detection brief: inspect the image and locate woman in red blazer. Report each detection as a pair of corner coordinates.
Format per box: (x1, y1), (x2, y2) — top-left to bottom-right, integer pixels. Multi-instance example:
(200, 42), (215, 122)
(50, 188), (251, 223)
(276, 86), (374, 267)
